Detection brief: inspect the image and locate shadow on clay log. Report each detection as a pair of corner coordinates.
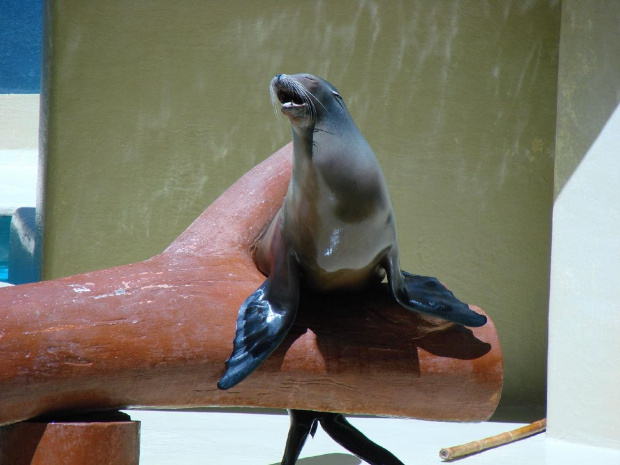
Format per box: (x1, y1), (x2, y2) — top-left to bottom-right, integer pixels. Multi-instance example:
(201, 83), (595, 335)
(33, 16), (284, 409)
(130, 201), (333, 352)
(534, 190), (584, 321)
(0, 144), (503, 427)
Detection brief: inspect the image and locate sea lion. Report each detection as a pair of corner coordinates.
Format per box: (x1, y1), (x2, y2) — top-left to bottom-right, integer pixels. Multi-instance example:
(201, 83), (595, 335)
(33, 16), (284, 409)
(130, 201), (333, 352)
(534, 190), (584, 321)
(217, 73), (486, 390)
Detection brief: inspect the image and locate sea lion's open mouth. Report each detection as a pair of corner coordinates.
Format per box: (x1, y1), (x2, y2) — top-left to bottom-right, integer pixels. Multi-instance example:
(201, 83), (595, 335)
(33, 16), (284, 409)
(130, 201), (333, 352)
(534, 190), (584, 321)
(277, 89), (308, 109)
(270, 74), (316, 122)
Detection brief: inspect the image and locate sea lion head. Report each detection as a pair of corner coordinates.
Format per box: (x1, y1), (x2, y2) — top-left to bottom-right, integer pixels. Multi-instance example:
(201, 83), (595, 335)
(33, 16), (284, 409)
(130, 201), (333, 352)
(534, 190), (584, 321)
(270, 73), (346, 131)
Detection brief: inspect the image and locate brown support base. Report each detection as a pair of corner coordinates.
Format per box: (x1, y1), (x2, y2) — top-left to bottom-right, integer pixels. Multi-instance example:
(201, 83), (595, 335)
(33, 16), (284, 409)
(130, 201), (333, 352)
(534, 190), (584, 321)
(0, 411), (140, 465)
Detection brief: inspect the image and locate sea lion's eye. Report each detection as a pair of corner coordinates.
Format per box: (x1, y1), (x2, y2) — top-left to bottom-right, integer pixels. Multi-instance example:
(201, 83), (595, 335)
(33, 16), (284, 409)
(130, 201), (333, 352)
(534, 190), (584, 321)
(332, 91), (342, 99)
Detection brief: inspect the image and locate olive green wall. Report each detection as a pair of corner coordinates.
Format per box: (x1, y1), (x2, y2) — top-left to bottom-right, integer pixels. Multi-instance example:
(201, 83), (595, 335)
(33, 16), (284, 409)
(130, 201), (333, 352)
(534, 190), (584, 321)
(40, 0), (560, 409)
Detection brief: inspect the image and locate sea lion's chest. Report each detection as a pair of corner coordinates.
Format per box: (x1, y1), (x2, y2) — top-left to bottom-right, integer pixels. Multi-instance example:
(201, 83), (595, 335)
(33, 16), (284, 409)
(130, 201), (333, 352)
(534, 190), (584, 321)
(282, 151), (395, 290)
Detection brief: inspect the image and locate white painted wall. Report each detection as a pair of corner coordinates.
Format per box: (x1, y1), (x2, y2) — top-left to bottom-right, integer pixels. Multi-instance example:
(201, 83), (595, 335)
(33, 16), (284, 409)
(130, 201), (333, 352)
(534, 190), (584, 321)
(548, 104), (620, 449)
(547, 0), (620, 449)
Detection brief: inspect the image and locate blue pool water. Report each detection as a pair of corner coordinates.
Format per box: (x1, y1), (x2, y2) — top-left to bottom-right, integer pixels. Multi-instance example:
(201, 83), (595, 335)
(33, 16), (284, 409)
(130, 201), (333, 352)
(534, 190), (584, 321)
(0, 264), (8, 282)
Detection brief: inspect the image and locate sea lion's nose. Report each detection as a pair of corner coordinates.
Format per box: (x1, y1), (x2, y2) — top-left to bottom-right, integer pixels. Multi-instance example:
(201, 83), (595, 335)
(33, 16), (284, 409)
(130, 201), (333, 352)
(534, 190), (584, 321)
(275, 74), (286, 83)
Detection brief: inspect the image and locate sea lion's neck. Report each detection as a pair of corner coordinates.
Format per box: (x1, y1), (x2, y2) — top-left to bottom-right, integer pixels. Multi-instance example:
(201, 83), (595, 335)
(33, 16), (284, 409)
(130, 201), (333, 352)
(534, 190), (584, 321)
(290, 125), (315, 171)
(286, 126), (322, 214)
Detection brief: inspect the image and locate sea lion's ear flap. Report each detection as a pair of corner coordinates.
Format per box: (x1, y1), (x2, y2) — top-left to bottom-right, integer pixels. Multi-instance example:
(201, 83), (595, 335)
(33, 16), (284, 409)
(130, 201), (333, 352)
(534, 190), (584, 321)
(331, 90), (345, 110)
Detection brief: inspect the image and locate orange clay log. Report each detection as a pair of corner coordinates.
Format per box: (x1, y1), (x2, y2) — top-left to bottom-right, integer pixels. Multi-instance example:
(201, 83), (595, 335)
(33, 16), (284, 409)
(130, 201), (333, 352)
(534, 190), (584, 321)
(0, 144), (503, 427)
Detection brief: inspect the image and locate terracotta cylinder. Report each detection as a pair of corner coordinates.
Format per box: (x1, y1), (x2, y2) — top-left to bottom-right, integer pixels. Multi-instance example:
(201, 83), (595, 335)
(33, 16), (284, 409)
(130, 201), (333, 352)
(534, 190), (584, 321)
(0, 144), (503, 427)
(0, 412), (139, 465)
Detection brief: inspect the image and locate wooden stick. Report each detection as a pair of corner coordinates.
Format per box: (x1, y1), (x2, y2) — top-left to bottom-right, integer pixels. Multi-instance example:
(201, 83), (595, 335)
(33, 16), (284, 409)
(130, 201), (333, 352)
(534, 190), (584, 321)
(439, 418), (546, 461)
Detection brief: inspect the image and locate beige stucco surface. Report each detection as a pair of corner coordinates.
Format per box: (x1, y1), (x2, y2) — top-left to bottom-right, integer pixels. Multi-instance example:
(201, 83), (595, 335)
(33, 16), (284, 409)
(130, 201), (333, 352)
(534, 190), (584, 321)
(0, 95), (39, 150)
(40, 0), (560, 409)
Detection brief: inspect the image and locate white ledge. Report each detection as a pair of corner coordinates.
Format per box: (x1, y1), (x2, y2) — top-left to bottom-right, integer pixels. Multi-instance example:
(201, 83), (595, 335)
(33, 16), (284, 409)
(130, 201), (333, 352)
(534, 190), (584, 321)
(125, 409), (620, 465)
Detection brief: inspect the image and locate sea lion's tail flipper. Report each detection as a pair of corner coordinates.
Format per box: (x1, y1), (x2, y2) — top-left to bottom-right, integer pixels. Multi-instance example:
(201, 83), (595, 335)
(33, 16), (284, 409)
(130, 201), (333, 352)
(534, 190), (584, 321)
(385, 249), (487, 328)
(217, 276), (299, 390)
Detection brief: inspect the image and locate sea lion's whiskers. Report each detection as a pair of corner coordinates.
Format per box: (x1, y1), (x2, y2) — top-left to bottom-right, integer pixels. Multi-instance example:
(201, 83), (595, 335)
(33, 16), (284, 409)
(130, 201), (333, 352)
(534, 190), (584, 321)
(286, 79), (317, 120)
(296, 87), (317, 121)
(269, 80), (284, 117)
(302, 87), (327, 115)
(287, 78), (326, 115)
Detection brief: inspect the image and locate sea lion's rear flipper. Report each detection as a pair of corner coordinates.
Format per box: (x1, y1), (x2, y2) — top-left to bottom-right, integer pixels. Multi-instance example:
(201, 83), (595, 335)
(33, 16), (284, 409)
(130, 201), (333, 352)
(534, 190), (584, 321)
(319, 413), (405, 465)
(281, 410), (405, 465)
(385, 248), (487, 328)
(218, 247), (300, 390)
(280, 410), (320, 465)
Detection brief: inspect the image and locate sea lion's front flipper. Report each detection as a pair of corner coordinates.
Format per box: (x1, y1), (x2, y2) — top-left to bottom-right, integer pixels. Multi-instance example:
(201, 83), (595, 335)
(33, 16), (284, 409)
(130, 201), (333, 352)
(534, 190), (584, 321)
(386, 248), (487, 328)
(218, 248), (300, 390)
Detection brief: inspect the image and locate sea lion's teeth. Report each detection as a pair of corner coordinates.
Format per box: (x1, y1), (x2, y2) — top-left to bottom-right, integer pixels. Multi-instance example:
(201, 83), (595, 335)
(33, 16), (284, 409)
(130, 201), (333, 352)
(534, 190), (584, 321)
(282, 101), (307, 109)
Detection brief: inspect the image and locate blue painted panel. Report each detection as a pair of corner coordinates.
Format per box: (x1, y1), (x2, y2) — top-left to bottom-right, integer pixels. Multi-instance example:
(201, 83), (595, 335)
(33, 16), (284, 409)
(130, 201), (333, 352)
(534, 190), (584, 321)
(0, 0), (44, 93)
